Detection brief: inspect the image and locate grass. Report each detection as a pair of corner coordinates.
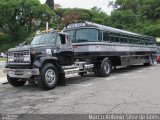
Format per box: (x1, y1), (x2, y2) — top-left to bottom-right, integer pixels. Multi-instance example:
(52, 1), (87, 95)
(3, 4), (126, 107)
(0, 58), (7, 61)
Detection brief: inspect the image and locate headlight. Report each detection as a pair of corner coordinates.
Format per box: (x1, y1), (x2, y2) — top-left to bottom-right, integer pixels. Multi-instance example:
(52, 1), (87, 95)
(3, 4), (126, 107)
(8, 56), (14, 62)
(23, 55), (30, 62)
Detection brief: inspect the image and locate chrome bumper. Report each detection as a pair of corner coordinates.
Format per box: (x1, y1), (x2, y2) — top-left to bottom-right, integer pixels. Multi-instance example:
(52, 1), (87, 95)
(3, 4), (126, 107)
(3, 68), (39, 78)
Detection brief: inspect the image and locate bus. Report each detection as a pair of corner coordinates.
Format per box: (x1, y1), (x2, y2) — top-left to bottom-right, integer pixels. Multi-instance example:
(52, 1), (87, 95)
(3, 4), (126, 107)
(63, 21), (157, 77)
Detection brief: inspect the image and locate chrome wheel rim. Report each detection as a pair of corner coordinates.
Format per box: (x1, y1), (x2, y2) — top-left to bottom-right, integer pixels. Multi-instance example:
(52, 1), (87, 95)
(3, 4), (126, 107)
(45, 69), (56, 85)
(104, 62), (110, 74)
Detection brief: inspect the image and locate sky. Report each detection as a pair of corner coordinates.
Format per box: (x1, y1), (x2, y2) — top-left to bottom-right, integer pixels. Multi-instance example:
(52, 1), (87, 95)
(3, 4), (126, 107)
(39, 0), (114, 15)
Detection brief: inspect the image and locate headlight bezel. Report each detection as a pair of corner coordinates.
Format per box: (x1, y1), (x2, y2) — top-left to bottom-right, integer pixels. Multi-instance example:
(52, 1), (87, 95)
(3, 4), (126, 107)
(23, 55), (31, 62)
(8, 55), (14, 62)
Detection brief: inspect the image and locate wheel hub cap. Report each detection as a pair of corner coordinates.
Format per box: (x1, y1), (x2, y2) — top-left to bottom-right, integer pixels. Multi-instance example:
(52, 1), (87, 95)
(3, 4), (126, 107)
(104, 62), (110, 73)
(45, 69), (56, 84)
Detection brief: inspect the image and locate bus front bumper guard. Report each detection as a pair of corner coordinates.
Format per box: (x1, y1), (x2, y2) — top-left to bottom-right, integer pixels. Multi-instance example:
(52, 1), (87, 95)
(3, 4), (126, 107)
(3, 68), (39, 78)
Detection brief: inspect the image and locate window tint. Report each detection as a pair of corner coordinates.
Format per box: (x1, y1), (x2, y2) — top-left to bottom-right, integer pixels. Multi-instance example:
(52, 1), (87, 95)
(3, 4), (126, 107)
(64, 30), (75, 43)
(132, 37), (139, 45)
(110, 35), (119, 43)
(145, 39), (150, 45)
(120, 37), (128, 43)
(76, 29), (98, 43)
(149, 40), (154, 45)
(129, 37), (133, 44)
(103, 32), (109, 41)
(139, 38), (145, 45)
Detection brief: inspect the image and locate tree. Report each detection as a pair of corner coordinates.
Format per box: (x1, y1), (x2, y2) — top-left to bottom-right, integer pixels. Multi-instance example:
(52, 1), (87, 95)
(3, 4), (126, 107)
(45, 0), (54, 9)
(140, 0), (160, 20)
(108, 10), (138, 31)
(53, 7), (109, 29)
(109, 0), (160, 37)
(0, 0), (55, 41)
(110, 0), (143, 14)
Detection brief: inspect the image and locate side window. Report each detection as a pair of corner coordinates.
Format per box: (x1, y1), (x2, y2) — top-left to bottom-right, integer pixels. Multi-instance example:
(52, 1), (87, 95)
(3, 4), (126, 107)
(65, 30), (75, 43)
(110, 33), (119, 43)
(60, 34), (66, 44)
(145, 39), (150, 45)
(66, 35), (71, 44)
(120, 34), (128, 44)
(103, 32), (109, 42)
(129, 36), (133, 44)
(150, 40), (154, 45)
(133, 37), (139, 45)
(120, 37), (128, 43)
(139, 39), (145, 45)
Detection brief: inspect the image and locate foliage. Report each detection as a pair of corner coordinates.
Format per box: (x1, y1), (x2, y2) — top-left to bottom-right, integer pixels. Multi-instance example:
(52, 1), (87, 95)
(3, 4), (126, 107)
(1, 0), (160, 52)
(0, 0), (55, 51)
(109, 0), (160, 36)
(144, 25), (160, 37)
(109, 10), (138, 30)
(54, 7), (108, 29)
(0, 0), (55, 42)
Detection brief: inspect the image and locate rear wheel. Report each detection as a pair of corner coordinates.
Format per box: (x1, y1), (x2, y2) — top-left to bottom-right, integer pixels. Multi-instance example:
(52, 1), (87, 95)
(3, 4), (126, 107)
(37, 63), (58, 90)
(7, 75), (26, 87)
(94, 58), (112, 77)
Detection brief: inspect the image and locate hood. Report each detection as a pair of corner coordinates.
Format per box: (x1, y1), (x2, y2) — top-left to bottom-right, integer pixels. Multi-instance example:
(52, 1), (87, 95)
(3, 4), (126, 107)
(8, 44), (54, 52)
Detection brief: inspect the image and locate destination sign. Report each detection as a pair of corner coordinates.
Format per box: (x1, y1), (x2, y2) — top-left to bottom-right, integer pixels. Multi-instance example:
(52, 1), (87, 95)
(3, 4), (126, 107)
(67, 23), (86, 29)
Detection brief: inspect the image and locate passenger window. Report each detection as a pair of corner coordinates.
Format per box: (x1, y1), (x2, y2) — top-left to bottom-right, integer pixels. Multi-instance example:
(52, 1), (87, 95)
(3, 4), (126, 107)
(120, 37), (128, 43)
(150, 41), (154, 45)
(110, 35), (119, 43)
(129, 38), (133, 44)
(145, 39), (150, 45)
(103, 32), (109, 41)
(139, 39), (145, 45)
(133, 38), (139, 45)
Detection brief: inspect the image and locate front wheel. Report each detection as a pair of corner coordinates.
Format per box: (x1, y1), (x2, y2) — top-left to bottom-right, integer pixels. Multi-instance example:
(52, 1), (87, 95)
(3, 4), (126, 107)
(7, 75), (26, 87)
(37, 63), (58, 90)
(94, 58), (112, 77)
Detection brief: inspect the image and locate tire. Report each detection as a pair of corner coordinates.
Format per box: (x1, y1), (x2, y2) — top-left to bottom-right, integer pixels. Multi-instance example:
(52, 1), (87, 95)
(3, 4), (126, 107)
(7, 75), (26, 87)
(37, 63), (58, 90)
(94, 58), (112, 77)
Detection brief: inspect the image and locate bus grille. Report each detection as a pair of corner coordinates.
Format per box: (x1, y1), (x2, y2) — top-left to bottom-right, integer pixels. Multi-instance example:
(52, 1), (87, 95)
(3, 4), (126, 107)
(8, 51), (30, 64)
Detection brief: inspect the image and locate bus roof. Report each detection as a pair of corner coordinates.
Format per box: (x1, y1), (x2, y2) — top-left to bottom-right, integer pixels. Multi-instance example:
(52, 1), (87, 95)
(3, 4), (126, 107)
(64, 21), (155, 40)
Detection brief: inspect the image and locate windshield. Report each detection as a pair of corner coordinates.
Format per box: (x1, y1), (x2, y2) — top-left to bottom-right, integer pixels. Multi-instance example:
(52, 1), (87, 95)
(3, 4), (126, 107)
(31, 33), (57, 45)
(65, 29), (99, 43)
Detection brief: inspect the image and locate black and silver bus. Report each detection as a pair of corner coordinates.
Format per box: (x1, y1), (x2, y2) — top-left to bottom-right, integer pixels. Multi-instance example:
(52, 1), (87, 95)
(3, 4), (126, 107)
(63, 21), (157, 77)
